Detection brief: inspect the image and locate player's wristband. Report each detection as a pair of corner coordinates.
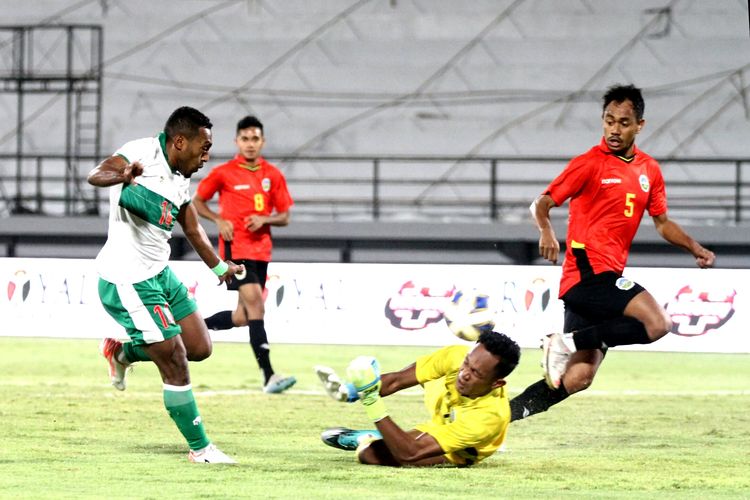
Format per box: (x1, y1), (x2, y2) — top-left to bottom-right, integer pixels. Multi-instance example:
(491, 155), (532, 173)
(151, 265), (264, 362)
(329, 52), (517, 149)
(344, 382), (360, 403)
(211, 260), (229, 276)
(363, 397), (388, 422)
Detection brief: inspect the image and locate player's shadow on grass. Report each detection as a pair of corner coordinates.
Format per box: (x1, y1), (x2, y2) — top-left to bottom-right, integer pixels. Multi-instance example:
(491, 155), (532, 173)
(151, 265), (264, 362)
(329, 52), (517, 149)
(129, 444), (189, 455)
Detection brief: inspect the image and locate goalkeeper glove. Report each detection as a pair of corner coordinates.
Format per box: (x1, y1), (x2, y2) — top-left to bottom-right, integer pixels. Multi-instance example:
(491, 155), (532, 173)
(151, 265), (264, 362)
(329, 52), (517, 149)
(346, 356), (388, 422)
(314, 365), (359, 403)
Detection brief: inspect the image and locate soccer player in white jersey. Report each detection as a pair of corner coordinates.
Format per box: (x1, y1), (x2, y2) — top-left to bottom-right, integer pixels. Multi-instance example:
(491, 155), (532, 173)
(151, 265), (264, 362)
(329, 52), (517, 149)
(88, 106), (244, 464)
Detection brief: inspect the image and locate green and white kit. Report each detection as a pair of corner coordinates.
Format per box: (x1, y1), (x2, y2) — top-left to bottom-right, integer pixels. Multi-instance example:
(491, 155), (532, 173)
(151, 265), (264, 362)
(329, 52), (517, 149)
(95, 133), (191, 284)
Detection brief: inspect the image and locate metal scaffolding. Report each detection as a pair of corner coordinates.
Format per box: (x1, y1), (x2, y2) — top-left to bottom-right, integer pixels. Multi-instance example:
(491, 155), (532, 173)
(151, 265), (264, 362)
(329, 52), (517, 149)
(0, 24), (102, 215)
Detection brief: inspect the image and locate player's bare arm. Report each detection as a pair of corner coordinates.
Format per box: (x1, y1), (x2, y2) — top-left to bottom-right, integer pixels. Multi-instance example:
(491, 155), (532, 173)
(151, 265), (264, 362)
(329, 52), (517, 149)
(363, 419), (446, 466)
(178, 203), (244, 283)
(652, 213), (716, 268)
(379, 363), (419, 397)
(192, 193), (234, 241)
(354, 362), (447, 465)
(87, 156), (144, 187)
(244, 210), (290, 232)
(530, 194), (560, 264)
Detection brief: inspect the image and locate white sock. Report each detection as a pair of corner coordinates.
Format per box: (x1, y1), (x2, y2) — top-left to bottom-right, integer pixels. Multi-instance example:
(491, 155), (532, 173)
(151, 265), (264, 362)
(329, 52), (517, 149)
(561, 332), (578, 352)
(116, 349), (129, 365)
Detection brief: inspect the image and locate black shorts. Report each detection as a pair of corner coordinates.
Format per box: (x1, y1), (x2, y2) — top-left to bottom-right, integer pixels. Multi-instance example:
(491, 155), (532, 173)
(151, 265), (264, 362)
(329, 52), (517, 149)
(561, 271), (645, 332)
(225, 259), (268, 291)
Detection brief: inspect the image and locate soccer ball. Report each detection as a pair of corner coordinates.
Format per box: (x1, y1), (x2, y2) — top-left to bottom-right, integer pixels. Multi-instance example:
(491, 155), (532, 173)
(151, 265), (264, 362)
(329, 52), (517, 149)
(443, 289), (495, 341)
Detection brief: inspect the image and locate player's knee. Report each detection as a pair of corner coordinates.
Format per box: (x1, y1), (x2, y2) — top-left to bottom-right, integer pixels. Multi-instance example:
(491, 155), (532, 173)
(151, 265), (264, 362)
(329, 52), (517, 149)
(562, 367), (596, 394)
(646, 313), (672, 341)
(356, 439), (397, 466)
(659, 314), (673, 336)
(356, 445), (377, 465)
(187, 342), (212, 361)
(232, 308), (253, 327)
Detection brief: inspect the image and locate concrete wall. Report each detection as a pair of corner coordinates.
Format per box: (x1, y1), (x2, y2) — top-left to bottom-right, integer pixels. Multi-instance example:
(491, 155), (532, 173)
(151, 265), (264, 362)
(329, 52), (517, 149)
(1, 0), (748, 159)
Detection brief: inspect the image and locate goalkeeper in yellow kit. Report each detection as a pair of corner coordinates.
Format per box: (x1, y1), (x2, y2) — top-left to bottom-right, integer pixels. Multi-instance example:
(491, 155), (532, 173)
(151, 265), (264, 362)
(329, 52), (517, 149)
(316, 331), (520, 466)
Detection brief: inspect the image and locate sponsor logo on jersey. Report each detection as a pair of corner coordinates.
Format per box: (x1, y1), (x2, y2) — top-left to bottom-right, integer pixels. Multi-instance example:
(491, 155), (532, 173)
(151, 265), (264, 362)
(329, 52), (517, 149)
(664, 285), (736, 336)
(615, 277), (635, 290)
(601, 178), (622, 184)
(233, 184), (251, 190)
(639, 174), (650, 192)
(262, 178), (271, 191)
(384, 280), (454, 330)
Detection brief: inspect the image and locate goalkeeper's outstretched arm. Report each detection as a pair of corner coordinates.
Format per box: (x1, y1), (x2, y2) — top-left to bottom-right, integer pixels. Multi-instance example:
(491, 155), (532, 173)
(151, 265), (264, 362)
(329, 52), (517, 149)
(347, 356), (447, 466)
(316, 361), (420, 403)
(379, 363), (418, 397)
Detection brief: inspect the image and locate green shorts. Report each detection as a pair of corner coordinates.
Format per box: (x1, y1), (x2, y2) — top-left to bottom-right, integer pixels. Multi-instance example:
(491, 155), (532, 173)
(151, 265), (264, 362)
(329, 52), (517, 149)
(98, 266), (198, 346)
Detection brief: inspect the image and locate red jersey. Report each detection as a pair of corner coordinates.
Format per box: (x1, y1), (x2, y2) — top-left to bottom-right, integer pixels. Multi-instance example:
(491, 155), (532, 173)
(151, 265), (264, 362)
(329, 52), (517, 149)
(545, 139), (667, 297)
(196, 155), (293, 262)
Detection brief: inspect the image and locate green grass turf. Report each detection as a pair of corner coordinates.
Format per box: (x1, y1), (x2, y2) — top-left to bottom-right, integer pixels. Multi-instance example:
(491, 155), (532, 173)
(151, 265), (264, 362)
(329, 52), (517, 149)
(1, 337), (749, 499)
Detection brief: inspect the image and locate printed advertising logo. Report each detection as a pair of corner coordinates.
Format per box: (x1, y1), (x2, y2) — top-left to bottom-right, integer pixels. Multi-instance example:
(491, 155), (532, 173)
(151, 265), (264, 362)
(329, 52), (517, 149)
(664, 285), (736, 336)
(7, 270), (31, 303)
(385, 281), (454, 330)
(524, 277), (551, 315)
(2, 268), (97, 305)
(263, 274), (286, 308)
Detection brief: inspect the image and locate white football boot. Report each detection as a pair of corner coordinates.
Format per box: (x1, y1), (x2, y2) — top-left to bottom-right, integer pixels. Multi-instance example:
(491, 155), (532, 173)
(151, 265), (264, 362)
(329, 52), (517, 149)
(541, 332), (573, 389)
(99, 337), (130, 391)
(188, 443), (237, 464)
(263, 373), (297, 394)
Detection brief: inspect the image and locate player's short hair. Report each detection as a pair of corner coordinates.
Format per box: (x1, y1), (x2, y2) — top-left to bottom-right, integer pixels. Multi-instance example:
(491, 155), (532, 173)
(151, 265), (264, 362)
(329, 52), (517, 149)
(236, 115), (264, 135)
(164, 106), (212, 140)
(478, 331), (521, 379)
(603, 84), (645, 121)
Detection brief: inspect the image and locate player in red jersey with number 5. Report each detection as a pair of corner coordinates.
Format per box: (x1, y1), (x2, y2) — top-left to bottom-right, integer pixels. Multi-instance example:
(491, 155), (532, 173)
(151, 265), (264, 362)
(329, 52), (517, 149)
(193, 115), (296, 394)
(509, 84), (715, 421)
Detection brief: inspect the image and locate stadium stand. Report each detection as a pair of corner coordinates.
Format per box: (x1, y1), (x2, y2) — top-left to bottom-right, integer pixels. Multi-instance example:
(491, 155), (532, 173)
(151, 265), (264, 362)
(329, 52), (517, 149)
(1, 0), (749, 265)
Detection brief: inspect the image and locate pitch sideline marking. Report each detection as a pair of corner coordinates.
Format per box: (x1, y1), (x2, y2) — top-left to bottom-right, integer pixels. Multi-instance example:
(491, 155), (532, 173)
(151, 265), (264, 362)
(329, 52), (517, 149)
(194, 388), (750, 398)
(7, 381), (748, 398)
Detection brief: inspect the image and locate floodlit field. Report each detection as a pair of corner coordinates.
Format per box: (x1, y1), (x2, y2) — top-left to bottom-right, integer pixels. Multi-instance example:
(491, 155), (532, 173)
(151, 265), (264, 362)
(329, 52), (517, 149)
(2, 337), (749, 499)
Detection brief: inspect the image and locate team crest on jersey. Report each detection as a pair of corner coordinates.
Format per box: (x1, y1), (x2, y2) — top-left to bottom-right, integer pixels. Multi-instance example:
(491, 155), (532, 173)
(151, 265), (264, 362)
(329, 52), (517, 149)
(262, 178), (271, 191)
(639, 174), (649, 192)
(615, 277), (635, 290)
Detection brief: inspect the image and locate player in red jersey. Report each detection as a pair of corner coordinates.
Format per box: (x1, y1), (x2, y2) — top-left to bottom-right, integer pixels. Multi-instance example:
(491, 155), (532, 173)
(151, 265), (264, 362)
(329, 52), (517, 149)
(193, 115), (296, 394)
(509, 84), (715, 421)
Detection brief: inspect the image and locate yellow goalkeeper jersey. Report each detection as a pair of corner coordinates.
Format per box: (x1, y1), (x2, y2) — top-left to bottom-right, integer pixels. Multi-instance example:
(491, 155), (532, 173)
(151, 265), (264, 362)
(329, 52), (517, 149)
(414, 345), (510, 466)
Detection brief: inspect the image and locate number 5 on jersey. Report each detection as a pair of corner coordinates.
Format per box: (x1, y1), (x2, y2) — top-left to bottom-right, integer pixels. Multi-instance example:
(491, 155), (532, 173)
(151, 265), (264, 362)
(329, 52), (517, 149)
(624, 192), (635, 217)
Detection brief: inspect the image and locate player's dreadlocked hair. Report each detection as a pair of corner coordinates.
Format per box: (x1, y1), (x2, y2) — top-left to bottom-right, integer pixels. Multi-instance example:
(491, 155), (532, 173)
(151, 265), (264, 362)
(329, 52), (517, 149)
(603, 84), (645, 121)
(478, 331), (521, 379)
(164, 106), (213, 140)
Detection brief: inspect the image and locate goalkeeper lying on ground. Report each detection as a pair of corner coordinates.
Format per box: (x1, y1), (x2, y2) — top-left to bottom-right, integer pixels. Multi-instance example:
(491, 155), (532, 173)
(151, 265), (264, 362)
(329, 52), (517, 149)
(315, 331), (520, 467)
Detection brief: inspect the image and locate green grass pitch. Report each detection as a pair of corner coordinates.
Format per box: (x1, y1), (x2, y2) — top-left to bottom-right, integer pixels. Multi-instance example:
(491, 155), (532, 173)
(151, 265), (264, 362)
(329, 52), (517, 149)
(2, 337), (749, 499)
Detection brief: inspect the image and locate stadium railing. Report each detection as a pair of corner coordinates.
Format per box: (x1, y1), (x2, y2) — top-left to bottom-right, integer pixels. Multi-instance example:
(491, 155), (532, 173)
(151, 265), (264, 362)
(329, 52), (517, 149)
(1, 153), (750, 224)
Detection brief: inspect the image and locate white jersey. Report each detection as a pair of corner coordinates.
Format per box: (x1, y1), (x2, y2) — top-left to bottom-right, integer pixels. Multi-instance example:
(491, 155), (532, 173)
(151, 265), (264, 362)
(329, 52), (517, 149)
(95, 133), (192, 284)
